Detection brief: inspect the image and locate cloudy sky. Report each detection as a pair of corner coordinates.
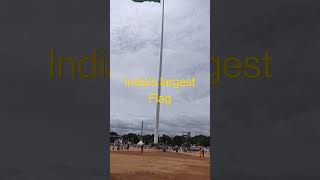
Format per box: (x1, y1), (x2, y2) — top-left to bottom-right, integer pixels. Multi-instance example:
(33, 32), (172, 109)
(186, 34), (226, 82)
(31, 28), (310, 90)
(110, 0), (210, 136)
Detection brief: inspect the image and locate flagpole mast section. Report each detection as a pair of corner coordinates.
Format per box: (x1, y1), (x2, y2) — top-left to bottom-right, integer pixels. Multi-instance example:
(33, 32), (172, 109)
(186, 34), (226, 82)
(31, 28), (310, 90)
(154, 0), (164, 144)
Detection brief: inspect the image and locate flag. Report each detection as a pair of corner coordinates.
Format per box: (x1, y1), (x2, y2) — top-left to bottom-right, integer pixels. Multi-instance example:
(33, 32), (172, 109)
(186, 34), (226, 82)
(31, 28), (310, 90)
(132, 0), (160, 3)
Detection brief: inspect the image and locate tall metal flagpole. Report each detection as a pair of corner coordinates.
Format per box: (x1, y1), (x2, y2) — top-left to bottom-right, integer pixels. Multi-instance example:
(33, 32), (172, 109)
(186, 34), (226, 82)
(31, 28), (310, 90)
(141, 121), (144, 138)
(154, 0), (164, 144)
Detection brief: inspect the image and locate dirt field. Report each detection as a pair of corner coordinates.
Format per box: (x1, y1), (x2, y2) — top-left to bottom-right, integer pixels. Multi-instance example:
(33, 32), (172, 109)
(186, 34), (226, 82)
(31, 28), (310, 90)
(110, 148), (210, 180)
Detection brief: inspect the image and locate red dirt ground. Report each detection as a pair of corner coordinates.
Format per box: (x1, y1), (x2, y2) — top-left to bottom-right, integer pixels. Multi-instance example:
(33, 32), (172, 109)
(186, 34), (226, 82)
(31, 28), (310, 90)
(110, 149), (210, 180)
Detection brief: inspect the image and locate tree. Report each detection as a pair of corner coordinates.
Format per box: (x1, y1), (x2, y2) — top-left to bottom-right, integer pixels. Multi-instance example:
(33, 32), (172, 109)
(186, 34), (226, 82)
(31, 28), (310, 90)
(173, 135), (183, 146)
(125, 133), (139, 144)
(110, 131), (210, 147)
(190, 135), (210, 147)
(110, 132), (118, 137)
(110, 132), (119, 143)
(143, 134), (154, 145)
(160, 134), (173, 145)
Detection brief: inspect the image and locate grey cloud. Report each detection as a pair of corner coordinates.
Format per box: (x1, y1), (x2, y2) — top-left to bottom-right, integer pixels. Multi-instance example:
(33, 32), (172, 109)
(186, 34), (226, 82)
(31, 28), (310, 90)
(111, 113), (209, 136)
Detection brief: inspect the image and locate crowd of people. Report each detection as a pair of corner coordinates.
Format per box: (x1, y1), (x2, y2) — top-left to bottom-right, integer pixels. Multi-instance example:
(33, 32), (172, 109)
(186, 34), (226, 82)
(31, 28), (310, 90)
(111, 139), (208, 158)
(111, 139), (130, 151)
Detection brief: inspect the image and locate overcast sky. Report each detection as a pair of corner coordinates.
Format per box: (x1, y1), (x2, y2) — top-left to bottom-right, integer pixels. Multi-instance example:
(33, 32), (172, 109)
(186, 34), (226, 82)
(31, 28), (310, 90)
(110, 0), (210, 136)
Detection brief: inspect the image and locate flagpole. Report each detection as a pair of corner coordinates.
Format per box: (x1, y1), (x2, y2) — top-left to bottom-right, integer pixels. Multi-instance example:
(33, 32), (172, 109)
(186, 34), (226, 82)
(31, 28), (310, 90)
(154, 0), (164, 144)
(141, 120), (144, 141)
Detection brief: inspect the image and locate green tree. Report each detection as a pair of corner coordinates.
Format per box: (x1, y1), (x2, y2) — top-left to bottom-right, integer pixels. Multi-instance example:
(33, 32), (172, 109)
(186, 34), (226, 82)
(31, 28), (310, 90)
(160, 134), (173, 145)
(173, 135), (183, 146)
(125, 133), (139, 144)
(190, 135), (210, 146)
(110, 132), (119, 143)
(143, 134), (154, 145)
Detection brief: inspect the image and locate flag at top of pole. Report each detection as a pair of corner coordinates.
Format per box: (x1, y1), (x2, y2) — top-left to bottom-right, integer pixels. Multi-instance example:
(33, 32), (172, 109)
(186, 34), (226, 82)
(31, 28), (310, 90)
(132, 0), (164, 144)
(132, 0), (160, 3)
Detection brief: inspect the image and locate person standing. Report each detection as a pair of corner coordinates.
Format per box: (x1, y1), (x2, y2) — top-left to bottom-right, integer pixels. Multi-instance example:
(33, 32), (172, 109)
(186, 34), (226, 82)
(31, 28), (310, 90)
(200, 147), (205, 158)
(202, 148), (205, 158)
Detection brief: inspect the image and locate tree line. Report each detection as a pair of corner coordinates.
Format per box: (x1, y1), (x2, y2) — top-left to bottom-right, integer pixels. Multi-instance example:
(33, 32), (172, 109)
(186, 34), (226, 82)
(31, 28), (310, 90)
(110, 132), (210, 147)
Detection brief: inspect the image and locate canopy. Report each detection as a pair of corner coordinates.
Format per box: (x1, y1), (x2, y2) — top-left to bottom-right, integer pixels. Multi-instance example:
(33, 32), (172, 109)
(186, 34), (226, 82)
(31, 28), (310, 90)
(137, 141), (144, 146)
